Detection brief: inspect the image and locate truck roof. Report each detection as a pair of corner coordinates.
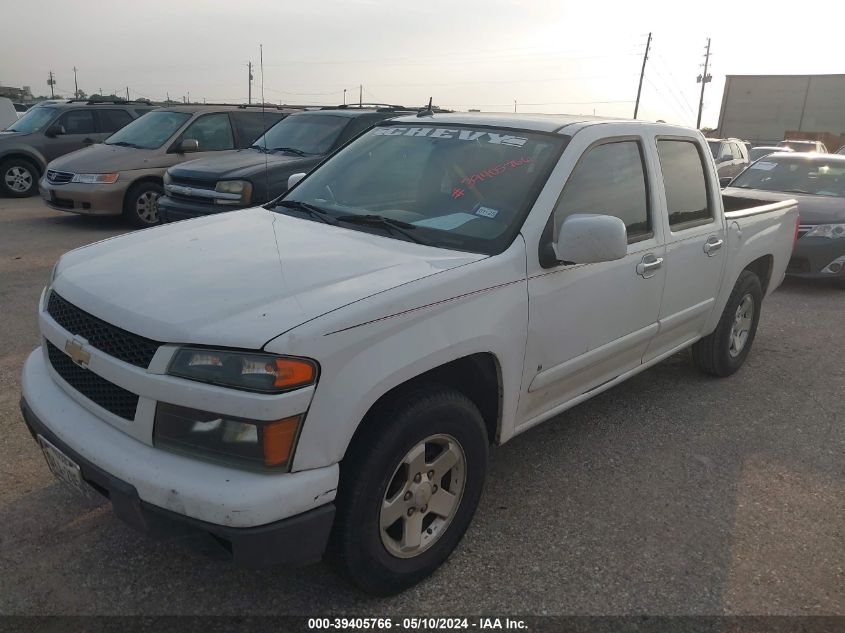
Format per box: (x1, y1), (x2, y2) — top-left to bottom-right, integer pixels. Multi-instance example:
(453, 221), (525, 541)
(388, 111), (695, 135)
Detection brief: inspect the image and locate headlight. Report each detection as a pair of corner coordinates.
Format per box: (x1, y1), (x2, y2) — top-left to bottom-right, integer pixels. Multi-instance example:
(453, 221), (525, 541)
(804, 224), (845, 239)
(167, 347), (318, 393)
(154, 402), (301, 470)
(71, 173), (119, 184)
(163, 171), (172, 185)
(214, 180), (252, 205)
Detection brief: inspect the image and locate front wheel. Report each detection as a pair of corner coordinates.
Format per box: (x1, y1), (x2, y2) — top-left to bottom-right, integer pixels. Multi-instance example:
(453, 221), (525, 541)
(691, 269), (763, 377)
(331, 385), (488, 595)
(123, 181), (163, 227)
(1, 157), (39, 197)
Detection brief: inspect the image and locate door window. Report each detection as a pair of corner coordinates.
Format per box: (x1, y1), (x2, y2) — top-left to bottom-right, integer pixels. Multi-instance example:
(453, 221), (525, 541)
(231, 111), (284, 146)
(98, 109), (134, 133)
(181, 113), (235, 151)
(552, 140), (651, 242)
(657, 140), (713, 230)
(58, 110), (95, 134)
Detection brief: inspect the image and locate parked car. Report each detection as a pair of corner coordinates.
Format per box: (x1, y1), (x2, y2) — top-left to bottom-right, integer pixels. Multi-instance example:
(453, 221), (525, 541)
(707, 137), (750, 182)
(724, 152), (845, 287)
(777, 139), (827, 153)
(158, 106), (419, 222)
(39, 104), (292, 226)
(749, 145), (793, 162)
(0, 99), (154, 198)
(21, 115), (798, 595)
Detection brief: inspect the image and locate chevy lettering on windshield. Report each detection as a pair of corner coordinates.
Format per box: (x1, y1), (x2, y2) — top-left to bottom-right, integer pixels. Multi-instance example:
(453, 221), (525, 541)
(373, 126), (528, 147)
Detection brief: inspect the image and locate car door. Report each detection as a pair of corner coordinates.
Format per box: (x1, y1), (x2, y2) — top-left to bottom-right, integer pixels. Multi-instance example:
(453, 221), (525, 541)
(516, 130), (666, 428)
(42, 109), (97, 161)
(170, 112), (237, 164)
(643, 136), (726, 362)
(95, 108), (134, 142)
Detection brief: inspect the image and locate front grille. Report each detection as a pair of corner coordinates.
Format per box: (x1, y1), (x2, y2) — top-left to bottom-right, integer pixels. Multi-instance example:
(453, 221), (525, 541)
(47, 292), (161, 369)
(165, 180), (217, 203)
(797, 225), (814, 239)
(46, 341), (139, 420)
(787, 256), (811, 274)
(46, 170), (74, 184)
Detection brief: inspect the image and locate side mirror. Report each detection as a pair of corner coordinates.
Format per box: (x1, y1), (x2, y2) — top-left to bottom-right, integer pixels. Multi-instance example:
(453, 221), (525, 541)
(45, 124), (65, 138)
(178, 138), (200, 153)
(554, 214), (627, 265)
(287, 172), (306, 189)
(719, 176), (734, 188)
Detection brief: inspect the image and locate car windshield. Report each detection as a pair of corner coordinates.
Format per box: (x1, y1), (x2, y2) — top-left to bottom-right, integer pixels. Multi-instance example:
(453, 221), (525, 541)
(749, 147), (778, 161)
(104, 110), (190, 149)
(6, 107), (55, 133)
(273, 123), (566, 254)
(251, 114), (349, 155)
(731, 157), (845, 197)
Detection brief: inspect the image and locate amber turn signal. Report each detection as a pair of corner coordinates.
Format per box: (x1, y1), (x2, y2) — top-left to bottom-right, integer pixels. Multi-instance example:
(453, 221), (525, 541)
(273, 358), (316, 390)
(263, 416), (301, 466)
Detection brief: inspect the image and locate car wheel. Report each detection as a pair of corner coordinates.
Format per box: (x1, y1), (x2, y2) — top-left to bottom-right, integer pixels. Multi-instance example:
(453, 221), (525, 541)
(691, 269), (763, 377)
(331, 384), (488, 595)
(1, 158), (39, 198)
(124, 181), (163, 227)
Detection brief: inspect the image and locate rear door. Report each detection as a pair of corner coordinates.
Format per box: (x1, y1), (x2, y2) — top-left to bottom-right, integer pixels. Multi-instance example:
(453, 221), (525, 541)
(95, 108), (134, 142)
(644, 136), (726, 362)
(43, 108), (97, 161)
(517, 128), (666, 427)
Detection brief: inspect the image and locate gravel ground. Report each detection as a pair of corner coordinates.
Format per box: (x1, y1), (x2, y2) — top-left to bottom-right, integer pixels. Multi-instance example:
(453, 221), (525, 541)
(0, 196), (842, 615)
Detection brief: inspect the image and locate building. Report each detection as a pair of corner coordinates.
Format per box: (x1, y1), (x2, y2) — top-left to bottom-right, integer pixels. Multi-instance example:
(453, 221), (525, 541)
(0, 84), (34, 102)
(717, 74), (845, 144)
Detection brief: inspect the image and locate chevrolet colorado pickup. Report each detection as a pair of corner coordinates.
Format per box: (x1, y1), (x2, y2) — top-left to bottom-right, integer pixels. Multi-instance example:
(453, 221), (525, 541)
(21, 114), (798, 595)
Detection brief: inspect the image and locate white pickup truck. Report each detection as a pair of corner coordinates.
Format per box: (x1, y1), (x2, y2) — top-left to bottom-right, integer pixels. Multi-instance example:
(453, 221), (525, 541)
(21, 114), (798, 595)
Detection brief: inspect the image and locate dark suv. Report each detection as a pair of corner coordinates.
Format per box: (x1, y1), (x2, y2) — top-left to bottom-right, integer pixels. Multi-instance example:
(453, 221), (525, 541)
(0, 99), (153, 197)
(158, 106), (421, 222)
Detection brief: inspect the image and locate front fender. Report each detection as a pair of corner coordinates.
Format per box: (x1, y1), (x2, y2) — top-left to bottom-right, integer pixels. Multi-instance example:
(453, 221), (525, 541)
(0, 141), (46, 171)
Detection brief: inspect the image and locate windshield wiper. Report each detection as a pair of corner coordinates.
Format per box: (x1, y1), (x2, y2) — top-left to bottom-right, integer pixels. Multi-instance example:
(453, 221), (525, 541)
(270, 147), (308, 157)
(249, 144), (268, 152)
(335, 214), (431, 245)
(107, 141), (141, 148)
(781, 188), (813, 195)
(275, 199), (339, 225)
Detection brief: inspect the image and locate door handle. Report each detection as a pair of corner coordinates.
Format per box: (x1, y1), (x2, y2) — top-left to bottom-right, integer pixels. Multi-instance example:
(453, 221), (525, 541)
(704, 237), (724, 256)
(636, 254), (663, 278)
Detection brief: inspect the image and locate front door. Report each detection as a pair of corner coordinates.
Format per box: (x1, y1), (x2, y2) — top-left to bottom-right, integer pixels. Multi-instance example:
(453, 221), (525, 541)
(43, 109), (98, 162)
(517, 132), (666, 429)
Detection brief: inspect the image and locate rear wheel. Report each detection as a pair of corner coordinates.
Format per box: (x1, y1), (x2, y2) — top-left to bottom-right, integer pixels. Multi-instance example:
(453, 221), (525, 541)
(691, 269), (763, 377)
(123, 181), (163, 227)
(331, 385), (488, 595)
(1, 157), (39, 197)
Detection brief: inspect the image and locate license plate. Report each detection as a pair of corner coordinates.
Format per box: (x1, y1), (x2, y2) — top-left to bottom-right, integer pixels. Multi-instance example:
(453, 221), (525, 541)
(37, 435), (99, 501)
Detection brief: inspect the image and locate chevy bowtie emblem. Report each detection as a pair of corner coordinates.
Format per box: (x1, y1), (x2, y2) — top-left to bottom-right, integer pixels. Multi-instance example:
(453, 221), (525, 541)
(65, 339), (91, 367)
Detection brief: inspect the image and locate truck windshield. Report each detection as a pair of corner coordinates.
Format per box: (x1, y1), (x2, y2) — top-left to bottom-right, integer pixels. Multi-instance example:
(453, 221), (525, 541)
(251, 114), (348, 155)
(105, 111), (191, 149)
(731, 157), (845, 197)
(6, 107), (55, 133)
(273, 124), (566, 254)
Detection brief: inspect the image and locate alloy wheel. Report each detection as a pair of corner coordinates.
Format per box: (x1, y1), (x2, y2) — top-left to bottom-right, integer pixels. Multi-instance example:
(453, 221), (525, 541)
(4, 166), (33, 194)
(135, 190), (160, 224)
(729, 293), (754, 357)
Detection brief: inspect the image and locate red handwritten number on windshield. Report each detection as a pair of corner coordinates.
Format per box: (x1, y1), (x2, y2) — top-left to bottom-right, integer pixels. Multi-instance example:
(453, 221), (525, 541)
(461, 157), (532, 187)
(452, 188), (465, 199)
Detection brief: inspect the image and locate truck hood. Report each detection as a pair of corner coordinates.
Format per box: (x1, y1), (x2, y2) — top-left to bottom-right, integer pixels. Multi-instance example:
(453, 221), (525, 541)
(724, 187), (845, 225)
(47, 143), (175, 172)
(168, 149), (316, 181)
(52, 207), (483, 349)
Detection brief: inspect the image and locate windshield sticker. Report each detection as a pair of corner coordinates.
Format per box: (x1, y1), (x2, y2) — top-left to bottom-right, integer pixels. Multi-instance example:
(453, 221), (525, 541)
(373, 126), (528, 147)
(413, 213), (478, 230)
(474, 205), (500, 219)
(460, 156), (532, 187)
(751, 161), (777, 171)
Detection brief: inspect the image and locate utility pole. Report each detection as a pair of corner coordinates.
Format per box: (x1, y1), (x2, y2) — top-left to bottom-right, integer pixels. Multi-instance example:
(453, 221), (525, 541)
(126, 86), (130, 101)
(633, 32), (652, 119)
(47, 71), (56, 98)
(248, 61), (253, 104)
(514, 99), (517, 113)
(359, 84), (362, 107)
(696, 38), (712, 129)
(343, 88), (347, 105)
(72, 66), (79, 98)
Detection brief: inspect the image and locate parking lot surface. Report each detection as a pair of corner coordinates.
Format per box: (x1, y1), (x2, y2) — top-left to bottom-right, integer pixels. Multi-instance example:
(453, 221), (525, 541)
(1, 196), (842, 615)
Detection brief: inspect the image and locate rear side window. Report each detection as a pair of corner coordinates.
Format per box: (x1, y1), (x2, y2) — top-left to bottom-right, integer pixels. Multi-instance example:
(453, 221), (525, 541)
(181, 113), (234, 151)
(98, 109), (133, 133)
(730, 143), (742, 160)
(58, 109), (95, 134)
(657, 140), (713, 230)
(553, 140), (651, 242)
(231, 111), (284, 146)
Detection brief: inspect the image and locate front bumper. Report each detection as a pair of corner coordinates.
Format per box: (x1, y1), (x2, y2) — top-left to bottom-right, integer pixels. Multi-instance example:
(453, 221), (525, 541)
(39, 177), (128, 216)
(21, 397), (335, 567)
(158, 194), (246, 223)
(786, 236), (845, 279)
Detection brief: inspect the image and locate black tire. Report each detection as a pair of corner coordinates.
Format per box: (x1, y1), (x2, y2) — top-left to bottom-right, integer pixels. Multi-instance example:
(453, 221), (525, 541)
(1, 157), (39, 198)
(331, 384), (488, 595)
(123, 180), (163, 227)
(692, 269), (763, 377)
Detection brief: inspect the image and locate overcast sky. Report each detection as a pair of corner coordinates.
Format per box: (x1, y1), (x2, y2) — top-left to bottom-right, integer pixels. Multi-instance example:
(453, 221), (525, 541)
(1, 0), (842, 127)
